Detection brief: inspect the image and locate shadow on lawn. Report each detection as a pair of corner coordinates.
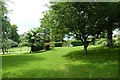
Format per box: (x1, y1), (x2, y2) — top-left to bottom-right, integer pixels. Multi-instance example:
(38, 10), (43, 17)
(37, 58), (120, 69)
(62, 47), (118, 78)
(2, 55), (45, 68)
(63, 47), (118, 63)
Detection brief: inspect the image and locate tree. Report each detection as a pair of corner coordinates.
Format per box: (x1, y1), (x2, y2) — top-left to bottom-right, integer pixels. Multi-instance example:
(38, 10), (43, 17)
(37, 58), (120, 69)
(1, 1), (12, 54)
(41, 11), (69, 43)
(42, 2), (104, 54)
(24, 28), (45, 53)
(9, 24), (20, 43)
(94, 3), (120, 47)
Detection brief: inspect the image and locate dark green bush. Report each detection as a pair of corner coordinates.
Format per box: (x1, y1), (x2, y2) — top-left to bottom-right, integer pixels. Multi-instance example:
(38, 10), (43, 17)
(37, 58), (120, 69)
(31, 44), (43, 52)
(71, 41), (83, 46)
(54, 42), (62, 47)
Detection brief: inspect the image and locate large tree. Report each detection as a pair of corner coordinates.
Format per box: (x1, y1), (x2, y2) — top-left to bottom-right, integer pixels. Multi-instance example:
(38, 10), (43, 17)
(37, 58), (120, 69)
(42, 2), (103, 54)
(95, 3), (120, 47)
(1, 1), (12, 54)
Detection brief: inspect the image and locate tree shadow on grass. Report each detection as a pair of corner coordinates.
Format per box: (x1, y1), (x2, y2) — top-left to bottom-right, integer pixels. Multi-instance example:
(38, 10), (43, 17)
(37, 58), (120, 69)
(64, 63), (118, 78)
(2, 55), (45, 69)
(62, 47), (118, 78)
(63, 47), (118, 63)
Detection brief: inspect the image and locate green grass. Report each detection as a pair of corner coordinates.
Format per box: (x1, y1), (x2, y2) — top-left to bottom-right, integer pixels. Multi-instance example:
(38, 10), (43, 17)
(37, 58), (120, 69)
(1, 46), (118, 78)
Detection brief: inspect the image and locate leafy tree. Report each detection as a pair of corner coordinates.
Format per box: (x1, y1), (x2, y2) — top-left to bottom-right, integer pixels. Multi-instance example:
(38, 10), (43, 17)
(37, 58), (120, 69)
(42, 2), (103, 54)
(24, 28), (45, 53)
(9, 24), (20, 43)
(41, 11), (69, 43)
(94, 3), (120, 47)
(1, 1), (12, 54)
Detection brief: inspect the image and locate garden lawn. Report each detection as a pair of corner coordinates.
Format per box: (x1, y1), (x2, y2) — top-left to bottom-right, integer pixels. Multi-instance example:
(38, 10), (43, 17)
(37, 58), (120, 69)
(1, 46), (118, 78)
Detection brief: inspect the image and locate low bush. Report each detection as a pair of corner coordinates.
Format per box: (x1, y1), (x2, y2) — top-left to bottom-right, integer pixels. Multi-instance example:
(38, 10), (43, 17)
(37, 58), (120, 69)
(31, 44), (43, 52)
(96, 38), (107, 46)
(71, 41), (83, 46)
(54, 42), (62, 47)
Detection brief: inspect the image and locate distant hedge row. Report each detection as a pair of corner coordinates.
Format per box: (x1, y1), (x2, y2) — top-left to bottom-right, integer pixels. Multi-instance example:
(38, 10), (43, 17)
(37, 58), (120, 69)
(71, 41), (83, 46)
(54, 42), (62, 47)
(53, 41), (83, 47)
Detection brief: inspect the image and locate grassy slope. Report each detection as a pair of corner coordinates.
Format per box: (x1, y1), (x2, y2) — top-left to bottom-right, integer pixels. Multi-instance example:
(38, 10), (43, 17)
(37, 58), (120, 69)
(2, 46), (118, 78)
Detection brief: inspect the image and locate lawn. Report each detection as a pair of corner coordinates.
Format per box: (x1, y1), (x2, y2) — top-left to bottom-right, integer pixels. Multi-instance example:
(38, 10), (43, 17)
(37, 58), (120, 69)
(1, 46), (118, 78)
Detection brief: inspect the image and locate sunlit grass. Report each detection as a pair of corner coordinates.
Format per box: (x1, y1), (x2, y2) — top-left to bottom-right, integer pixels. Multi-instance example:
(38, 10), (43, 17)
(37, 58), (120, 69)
(2, 46), (118, 78)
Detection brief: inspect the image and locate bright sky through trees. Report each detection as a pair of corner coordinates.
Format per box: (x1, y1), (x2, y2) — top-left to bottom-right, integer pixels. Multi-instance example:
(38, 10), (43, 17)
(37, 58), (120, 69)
(7, 0), (50, 34)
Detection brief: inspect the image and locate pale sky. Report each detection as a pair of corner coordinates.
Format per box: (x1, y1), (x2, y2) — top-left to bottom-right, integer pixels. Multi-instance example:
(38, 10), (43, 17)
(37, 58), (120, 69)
(7, 0), (50, 34)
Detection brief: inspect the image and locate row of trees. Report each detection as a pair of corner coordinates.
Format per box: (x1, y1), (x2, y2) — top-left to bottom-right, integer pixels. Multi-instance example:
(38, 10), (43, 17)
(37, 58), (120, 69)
(41, 2), (120, 54)
(0, 0), (20, 54)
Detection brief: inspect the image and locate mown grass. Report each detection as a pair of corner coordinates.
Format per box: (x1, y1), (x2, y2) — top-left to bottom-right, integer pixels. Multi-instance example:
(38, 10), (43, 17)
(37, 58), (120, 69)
(1, 46), (118, 78)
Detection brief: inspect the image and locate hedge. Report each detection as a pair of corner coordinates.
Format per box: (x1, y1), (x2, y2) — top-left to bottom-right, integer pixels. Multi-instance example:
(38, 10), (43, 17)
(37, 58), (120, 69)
(54, 42), (62, 47)
(31, 44), (43, 52)
(71, 41), (83, 46)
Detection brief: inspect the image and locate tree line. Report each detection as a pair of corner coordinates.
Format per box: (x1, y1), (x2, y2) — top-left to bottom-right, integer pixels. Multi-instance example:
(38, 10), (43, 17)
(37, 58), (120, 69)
(0, 0), (19, 54)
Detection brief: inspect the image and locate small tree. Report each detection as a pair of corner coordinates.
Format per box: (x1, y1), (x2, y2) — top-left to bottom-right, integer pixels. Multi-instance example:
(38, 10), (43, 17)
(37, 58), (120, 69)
(24, 28), (45, 53)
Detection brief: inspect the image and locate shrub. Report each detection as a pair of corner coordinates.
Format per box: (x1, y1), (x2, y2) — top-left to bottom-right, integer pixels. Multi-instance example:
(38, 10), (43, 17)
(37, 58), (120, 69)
(96, 38), (107, 46)
(54, 42), (62, 47)
(71, 41), (83, 46)
(101, 41), (108, 47)
(114, 40), (120, 47)
(31, 44), (43, 52)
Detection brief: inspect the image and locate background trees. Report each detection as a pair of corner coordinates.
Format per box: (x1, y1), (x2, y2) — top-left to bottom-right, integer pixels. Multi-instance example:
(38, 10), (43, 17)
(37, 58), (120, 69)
(9, 24), (20, 43)
(1, 0), (20, 54)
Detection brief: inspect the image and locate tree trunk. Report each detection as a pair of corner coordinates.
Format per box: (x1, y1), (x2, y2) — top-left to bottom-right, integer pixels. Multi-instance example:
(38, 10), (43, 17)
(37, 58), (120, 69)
(83, 43), (88, 54)
(107, 28), (113, 48)
(84, 45), (87, 54)
(2, 48), (5, 54)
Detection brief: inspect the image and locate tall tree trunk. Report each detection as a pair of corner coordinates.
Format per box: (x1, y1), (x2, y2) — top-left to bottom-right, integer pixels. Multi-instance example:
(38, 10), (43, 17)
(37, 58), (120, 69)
(84, 44), (88, 54)
(107, 28), (113, 48)
(2, 48), (5, 54)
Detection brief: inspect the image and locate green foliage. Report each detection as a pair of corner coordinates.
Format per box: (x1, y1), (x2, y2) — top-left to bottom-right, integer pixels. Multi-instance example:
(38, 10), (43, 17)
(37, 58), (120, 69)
(9, 24), (20, 43)
(54, 42), (62, 47)
(114, 40), (120, 47)
(24, 28), (44, 52)
(71, 41), (83, 46)
(96, 38), (107, 46)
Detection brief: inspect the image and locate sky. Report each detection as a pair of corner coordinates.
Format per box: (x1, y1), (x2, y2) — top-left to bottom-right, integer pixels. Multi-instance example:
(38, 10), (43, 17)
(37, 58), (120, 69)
(7, 0), (119, 35)
(7, 0), (50, 35)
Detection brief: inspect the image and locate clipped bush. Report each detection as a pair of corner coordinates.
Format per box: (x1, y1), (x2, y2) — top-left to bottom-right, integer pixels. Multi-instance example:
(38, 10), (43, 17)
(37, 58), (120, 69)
(54, 42), (62, 47)
(31, 44), (43, 52)
(71, 41), (83, 46)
